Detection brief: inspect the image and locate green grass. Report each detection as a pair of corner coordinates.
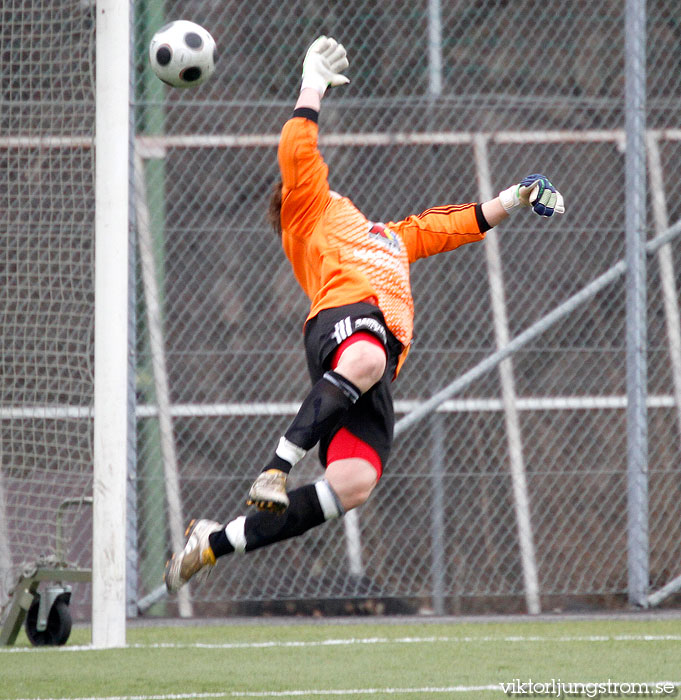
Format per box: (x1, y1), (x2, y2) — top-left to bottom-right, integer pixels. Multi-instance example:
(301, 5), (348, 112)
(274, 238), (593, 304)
(2, 616), (680, 699)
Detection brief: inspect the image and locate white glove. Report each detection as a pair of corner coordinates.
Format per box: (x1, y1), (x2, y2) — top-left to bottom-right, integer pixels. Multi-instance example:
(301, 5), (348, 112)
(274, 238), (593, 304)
(499, 173), (565, 217)
(300, 36), (349, 97)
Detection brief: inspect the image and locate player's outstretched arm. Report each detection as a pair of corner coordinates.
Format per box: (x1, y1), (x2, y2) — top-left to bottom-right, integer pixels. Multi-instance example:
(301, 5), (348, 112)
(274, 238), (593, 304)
(277, 37), (349, 236)
(295, 36), (349, 111)
(482, 173), (565, 228)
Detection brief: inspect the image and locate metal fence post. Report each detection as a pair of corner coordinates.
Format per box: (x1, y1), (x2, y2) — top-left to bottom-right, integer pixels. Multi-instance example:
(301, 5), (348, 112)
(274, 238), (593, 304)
(428, 411), (446, 616)
(426, 0), (446, 615)
(624, 0), (649, 607)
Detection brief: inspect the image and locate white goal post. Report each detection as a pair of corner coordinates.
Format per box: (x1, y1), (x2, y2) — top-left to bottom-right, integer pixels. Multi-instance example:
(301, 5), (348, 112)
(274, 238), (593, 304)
(92, 0), (130, 649)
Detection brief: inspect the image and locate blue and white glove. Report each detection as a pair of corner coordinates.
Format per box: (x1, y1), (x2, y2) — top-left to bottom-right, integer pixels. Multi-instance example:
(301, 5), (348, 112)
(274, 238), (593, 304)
(301, 36), (349, 97)
(499, 174), (565, 217)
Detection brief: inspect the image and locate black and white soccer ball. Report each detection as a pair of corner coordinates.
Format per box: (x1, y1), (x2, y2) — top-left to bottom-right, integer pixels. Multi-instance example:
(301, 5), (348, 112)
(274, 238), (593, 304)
(149, 20), (217, 88)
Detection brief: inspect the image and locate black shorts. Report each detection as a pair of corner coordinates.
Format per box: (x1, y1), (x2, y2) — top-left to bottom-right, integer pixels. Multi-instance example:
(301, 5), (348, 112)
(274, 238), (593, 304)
(303, 302), (403, 471)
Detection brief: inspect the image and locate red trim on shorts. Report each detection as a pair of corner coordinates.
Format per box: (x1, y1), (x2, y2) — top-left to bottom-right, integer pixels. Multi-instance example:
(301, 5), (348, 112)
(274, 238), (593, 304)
(330, 331), (386, 370)
(326, 427), (383, 480)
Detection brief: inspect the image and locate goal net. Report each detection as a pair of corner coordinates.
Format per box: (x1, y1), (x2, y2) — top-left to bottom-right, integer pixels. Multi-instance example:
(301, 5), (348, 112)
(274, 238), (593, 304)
(0, 1), (96, 609)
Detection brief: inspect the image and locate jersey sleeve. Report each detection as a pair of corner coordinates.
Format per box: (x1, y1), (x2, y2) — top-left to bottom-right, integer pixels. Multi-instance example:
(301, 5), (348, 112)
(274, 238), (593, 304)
(390, 203), (491, 262)
(278, 111), (330, 237)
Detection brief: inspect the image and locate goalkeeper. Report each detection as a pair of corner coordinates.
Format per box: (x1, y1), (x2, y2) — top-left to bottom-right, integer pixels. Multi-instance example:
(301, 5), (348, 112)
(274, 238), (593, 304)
(165, 36), (565, 592)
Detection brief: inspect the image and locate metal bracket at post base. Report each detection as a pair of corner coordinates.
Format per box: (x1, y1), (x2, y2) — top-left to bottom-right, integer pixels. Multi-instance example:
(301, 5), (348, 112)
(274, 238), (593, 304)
(0, 567), (91, 646)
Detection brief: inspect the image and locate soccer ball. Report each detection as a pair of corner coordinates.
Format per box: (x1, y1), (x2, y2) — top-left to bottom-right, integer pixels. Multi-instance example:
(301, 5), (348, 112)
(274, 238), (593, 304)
(149, 20), (217, 88)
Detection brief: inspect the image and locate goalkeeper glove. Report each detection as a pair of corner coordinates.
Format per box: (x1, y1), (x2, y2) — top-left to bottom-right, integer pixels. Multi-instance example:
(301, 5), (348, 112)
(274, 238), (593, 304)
(301, 36), (349, 97)
(499, 174), (565, 217)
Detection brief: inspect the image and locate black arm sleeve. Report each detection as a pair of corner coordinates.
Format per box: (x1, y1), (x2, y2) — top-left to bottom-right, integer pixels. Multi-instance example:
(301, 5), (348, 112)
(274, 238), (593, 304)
(475, 203), (493, 232)
(292, 107), (319, 123)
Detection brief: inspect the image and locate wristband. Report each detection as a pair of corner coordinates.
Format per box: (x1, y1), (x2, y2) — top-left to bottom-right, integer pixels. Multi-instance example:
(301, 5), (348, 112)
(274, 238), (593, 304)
(498, 184), (521, 213)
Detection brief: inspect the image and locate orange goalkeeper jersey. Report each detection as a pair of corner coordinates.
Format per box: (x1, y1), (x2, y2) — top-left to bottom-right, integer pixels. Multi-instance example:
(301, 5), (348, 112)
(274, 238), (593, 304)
(278, 112), (488, 367)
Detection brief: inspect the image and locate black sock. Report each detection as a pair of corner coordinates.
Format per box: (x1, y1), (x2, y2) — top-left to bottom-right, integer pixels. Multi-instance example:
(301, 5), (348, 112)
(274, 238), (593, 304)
(208, 482), (342, 558)
(209, 528), (233, 557)
(263, 371), (360, 474)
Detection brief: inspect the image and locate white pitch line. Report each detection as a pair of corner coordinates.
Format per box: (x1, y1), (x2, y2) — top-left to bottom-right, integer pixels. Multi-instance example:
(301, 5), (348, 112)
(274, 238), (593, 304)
(2, 633), (681, 654)
(4, 687), (501, 700)
(8, 684), (681, 700)
(129, 633), (681, 649)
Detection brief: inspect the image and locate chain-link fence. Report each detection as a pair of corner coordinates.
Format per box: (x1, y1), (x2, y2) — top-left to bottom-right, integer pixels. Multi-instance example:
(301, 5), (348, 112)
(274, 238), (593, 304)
(132, 0), (681, 615)
(2, 0), (681, 624)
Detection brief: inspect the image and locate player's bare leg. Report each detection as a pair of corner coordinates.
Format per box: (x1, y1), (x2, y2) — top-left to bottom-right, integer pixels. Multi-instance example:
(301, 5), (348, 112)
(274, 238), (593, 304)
(324, 457), (378, 511)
